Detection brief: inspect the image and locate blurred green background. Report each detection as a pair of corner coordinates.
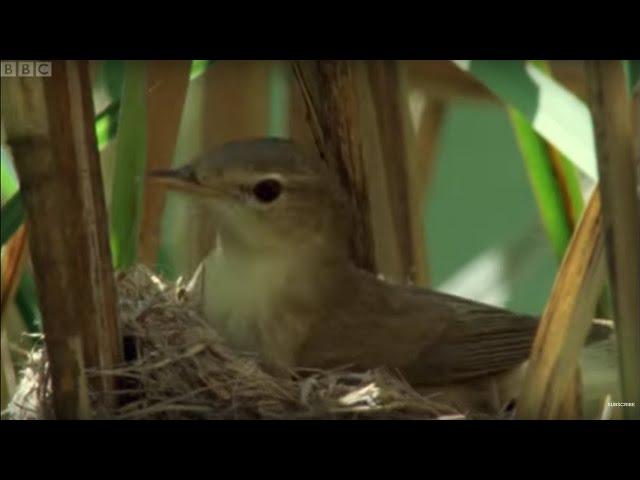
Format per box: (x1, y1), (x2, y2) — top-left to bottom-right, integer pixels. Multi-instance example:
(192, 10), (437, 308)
(426, 103), (557, 315)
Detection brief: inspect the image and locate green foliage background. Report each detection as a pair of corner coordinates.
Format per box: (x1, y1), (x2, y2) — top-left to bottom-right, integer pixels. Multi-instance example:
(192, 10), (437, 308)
(426, 103), (558, 314)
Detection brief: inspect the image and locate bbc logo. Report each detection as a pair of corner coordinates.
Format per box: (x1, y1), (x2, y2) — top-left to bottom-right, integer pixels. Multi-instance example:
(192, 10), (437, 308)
(1, 61), (52, 77)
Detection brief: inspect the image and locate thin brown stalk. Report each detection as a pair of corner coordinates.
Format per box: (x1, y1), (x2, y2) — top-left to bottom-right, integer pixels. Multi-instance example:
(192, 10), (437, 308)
(293, 61), (430, 284)
(139, 60), (191, 266)
(366, 61), (429, 286)
(585, 60), (640, 419)
(292, 60), (377, 273)
(548, 61), (589, 102)
(201, 61), (272, 153)
(517, 189), (606, 419)
(1, 61), (121, 419)
(355, 66), (407, 282)
(557, 369), (583, 419)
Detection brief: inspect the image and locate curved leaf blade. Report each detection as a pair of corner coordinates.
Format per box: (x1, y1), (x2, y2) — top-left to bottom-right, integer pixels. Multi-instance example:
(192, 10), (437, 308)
(453, 60), (598, 180)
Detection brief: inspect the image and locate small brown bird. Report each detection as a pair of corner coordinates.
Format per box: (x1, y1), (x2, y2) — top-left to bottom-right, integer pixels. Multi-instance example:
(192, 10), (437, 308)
(150, 138), (606, 413)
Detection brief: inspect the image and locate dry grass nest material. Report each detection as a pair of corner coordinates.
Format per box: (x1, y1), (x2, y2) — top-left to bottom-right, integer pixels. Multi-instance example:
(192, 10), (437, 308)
(4, 265), (470, 420)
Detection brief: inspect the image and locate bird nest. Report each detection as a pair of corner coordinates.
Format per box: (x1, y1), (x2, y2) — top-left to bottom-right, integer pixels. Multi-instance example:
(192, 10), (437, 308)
(3, 265), (471, 420)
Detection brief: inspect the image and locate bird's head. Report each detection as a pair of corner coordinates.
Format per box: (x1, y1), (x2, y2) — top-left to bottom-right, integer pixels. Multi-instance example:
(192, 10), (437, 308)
(149, 138), (353, 258)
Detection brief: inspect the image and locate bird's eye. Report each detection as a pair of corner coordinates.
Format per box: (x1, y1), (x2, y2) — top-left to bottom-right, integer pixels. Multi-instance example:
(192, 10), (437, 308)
(252, 178), (282, 203)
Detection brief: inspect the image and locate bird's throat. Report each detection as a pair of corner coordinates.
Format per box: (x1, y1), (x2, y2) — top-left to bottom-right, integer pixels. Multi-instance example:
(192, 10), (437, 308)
(200, 240), (340, 365)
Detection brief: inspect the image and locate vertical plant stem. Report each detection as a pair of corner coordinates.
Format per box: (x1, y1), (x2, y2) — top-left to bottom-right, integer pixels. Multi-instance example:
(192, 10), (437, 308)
(585, 60), (640, 419)
(293, 61), (376, 273)
(366, 60), (429, 285)
(139, 60), (191, 267)
(1, 60), (121, 419)
(110, 61), (147, 269)
(294, 60), (429, 283)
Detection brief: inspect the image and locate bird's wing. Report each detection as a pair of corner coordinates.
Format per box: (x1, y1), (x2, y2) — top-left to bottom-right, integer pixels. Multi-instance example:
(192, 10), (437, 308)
(298, 269), (612, 387)
(398, 289), (539, 385)
(297, 274), (539, 386)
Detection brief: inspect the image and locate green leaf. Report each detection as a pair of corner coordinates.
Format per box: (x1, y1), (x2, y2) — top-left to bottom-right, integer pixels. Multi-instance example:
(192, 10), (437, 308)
(190, 60), (214, 80)
(109, 61), (147, 269)
(524, 61), (584, 224)
(95, 100), (120, 151)
(0, 146), (19, 200)
(0, 193), (24, 247)
(509, 108), (572, 260)
(453, 60), (598, 180)
(507, 61), (612, 320)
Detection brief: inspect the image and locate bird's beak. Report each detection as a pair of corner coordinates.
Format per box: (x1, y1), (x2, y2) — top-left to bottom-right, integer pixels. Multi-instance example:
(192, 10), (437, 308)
(147, 165), (211, 197)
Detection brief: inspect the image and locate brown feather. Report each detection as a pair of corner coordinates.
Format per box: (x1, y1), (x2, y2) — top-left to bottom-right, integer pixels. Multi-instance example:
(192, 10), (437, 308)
(297, 267), (538, 386)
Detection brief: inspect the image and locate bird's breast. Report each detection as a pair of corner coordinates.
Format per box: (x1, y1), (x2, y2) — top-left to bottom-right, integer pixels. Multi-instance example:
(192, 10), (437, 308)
(200, 248), (315, 366)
